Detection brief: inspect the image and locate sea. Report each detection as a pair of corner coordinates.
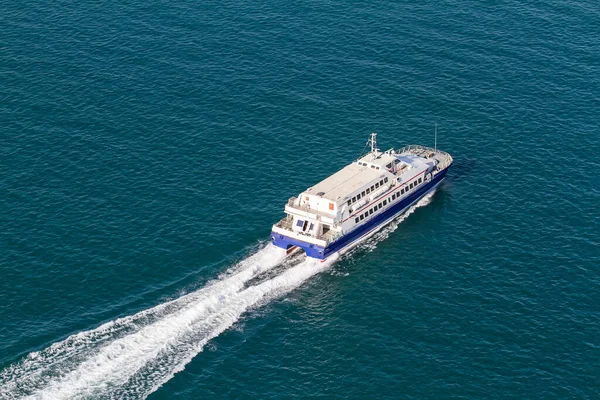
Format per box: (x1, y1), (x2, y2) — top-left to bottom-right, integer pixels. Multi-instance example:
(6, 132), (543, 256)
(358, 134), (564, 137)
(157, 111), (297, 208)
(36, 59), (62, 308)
(1, 0), (599, 399)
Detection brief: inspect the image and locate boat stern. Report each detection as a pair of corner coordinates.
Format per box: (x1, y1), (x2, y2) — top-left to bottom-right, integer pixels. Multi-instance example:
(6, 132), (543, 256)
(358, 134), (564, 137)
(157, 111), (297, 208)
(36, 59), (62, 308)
(271, 225), (328, 259)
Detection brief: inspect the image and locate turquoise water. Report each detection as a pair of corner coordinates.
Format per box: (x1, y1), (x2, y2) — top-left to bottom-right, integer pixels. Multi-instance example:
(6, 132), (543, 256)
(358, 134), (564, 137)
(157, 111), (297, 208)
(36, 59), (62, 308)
(1, 0), (599, 398)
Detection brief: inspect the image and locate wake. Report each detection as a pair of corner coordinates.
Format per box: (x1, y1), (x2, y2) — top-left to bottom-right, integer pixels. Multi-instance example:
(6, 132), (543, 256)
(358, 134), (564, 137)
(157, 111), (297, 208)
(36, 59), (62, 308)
(0, 190), (436, 400)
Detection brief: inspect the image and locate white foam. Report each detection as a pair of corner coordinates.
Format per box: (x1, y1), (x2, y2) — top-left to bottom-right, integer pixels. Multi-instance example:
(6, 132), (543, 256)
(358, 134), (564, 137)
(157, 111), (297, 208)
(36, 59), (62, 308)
(0, 244), (288, 399)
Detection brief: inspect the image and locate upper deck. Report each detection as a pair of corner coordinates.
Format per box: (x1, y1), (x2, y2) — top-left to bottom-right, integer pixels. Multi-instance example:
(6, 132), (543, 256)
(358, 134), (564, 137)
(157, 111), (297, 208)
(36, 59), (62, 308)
(304, 161), (388, 203)
(284, 135), (453, 219)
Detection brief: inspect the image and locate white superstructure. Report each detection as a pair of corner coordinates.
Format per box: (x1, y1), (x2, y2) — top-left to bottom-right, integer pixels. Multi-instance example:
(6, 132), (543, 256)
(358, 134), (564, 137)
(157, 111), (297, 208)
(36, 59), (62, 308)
(271, 134), (453, 259)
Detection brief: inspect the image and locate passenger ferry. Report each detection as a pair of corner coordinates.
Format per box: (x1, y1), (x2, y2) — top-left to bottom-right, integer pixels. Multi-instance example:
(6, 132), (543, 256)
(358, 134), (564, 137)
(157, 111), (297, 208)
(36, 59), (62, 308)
(271, 133), (453, 260)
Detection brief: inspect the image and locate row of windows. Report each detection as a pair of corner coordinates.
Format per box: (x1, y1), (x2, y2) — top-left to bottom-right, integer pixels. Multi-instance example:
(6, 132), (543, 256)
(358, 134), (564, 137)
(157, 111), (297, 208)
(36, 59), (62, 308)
(353, 176), (424, 223)
(355, 198), (389, 223)
(399, 177), (423, 195)
(358, 161), (382, 170)
(346, 177), (389, 206)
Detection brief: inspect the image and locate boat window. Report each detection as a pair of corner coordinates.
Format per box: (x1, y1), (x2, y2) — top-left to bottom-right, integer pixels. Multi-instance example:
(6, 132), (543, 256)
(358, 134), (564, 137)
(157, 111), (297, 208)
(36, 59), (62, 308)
(375, 183), (379, 189)
(409, 183), (413, 189)
(380, 180), (384, 186)
(366, 188), (370, 194)
(296, 220), (304, 227)
(309, 223), (314, 231)
(357, 193), (361, 200)
(392, 194), (395, 200)
(383, 200), (387, 206)
(360, 214), (364, 220)
(370, 165), (376, 169)
(378, 203), (382, 209)
(401, 188), (404, 194)
(384, 177), (388, 183)
(369, 209), (373, 215)
(370, 185), (374, 191)
(362, 191), (366, 197)
(352, 196), (356, 203)
(419, 177), (422, 183)
(303, 221), (309, 231)
(347, 200), (351, 206)
(386, 163), (392, 169)
(355, 217), (359, 223)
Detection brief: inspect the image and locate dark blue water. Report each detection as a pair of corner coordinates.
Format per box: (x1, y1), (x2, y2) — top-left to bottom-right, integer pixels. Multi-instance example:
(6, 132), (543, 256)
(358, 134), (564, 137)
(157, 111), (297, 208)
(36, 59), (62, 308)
(1, 0), (599, 398)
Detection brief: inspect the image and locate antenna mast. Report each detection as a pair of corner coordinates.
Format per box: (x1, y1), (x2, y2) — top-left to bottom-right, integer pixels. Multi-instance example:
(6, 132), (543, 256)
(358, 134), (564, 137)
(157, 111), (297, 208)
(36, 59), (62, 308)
(369, 132), (378, 156)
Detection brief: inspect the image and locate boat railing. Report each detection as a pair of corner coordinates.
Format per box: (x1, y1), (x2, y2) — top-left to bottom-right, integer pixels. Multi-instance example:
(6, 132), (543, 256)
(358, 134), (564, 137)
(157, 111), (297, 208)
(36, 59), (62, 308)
(275, 215), (294, 229)
(397, 144), (453, 172)
(320, 230), (343, 244)
(276, 216), (342, 243)
(287, 196), (312, 212)
(285, 197), (334, 221)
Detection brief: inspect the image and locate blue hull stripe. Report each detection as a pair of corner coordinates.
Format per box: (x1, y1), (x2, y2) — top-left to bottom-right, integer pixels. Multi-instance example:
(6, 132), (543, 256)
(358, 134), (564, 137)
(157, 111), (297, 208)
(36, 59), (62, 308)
(272, 167), (449, 259)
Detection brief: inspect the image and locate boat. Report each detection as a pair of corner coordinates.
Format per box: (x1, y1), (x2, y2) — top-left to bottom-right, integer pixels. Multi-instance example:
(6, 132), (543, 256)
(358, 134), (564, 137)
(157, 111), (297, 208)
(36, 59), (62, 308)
(271, 133), (453, 260)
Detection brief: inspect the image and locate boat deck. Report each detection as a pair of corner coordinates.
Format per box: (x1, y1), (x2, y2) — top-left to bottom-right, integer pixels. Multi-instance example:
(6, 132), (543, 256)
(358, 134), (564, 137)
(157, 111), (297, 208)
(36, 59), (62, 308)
(397, 145), (453, 172)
